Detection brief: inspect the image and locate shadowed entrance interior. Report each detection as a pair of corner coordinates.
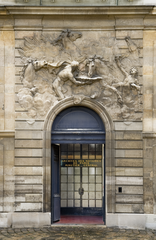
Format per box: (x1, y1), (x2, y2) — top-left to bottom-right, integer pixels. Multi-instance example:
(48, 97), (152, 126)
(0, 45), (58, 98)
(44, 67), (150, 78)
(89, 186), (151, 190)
(60, 144), (103, 216)
(51, 107), (105, 224)
(55, 215), (104, 224)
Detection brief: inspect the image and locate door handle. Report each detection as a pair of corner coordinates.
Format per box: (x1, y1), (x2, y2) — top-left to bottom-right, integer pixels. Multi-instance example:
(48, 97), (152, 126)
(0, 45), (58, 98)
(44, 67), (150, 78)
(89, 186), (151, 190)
(78, 187), (84, 196)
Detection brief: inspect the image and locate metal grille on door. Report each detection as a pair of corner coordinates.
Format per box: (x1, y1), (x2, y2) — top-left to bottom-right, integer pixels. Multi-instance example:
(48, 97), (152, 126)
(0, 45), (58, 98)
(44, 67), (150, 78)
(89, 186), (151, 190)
(60, 144), (103, 209)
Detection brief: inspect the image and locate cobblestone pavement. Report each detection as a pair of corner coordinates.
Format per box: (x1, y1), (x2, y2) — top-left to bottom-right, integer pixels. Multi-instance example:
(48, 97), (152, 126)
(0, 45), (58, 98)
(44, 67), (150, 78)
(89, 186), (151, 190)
(0, 226), (156, 240)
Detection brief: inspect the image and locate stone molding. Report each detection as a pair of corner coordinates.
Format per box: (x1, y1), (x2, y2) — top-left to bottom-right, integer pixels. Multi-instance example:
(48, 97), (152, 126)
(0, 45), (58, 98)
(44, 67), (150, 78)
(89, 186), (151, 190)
(43, 97), (115, 213)
(142, 132), (156, 138)
(0, 131), (15, 137)
(0, 6), (153, 16)
(0, 7), (155, 32)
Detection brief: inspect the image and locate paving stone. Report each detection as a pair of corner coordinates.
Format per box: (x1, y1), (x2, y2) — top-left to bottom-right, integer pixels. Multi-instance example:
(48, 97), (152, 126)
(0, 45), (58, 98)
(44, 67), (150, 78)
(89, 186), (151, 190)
(0, 226), (155, 239)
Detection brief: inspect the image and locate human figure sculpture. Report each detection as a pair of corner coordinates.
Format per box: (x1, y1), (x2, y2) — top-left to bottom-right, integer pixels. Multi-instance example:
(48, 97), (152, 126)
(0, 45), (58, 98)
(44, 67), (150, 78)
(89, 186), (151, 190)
(51, 61), (85, 100)
(113, 56), (140, 91)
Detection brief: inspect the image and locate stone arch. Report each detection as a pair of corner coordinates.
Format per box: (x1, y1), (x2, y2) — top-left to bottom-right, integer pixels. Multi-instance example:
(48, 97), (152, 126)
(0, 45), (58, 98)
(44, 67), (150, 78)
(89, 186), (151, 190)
(43, 97), (115, 218)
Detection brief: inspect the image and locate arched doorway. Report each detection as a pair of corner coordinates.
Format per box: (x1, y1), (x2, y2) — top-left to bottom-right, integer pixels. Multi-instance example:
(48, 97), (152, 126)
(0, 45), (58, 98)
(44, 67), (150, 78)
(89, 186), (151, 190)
(43, 97), (115, 226)
(51, 107), (105, 223)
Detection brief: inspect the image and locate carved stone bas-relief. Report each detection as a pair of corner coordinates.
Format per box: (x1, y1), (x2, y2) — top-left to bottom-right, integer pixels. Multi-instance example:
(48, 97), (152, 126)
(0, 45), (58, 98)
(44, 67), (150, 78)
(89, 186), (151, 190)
(17, 29), (142, 120)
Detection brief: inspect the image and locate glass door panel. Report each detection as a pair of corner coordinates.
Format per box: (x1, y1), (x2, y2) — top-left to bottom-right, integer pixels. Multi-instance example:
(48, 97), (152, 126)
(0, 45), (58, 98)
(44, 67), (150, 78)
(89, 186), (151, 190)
(60, 144), (103, 215)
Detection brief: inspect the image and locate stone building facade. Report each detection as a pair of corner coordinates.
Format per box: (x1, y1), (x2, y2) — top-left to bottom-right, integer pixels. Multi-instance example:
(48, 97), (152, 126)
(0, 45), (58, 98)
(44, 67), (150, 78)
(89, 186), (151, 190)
(0, 5), (156, 229)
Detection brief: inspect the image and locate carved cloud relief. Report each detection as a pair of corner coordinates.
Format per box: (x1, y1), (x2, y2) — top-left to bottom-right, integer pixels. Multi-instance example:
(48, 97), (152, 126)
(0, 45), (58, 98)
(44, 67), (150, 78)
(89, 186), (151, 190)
(17, 30), (142, 120)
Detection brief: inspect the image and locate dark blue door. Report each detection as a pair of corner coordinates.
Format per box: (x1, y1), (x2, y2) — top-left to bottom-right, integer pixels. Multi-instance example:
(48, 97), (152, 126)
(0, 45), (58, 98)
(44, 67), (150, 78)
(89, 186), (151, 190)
(51, 107), (105, 144)
(51, 107), (105, 223)
(51, 144), (60, 222)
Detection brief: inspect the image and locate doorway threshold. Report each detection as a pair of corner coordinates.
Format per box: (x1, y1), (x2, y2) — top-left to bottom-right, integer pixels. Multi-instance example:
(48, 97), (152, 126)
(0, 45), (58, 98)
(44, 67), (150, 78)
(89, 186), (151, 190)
(53, 215), (104, 225)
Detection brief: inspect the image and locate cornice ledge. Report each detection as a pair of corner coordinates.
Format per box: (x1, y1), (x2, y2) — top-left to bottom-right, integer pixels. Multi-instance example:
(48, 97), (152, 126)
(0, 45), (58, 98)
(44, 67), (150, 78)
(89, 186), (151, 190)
(1, 6), (154, 16)
(0, 7), (9, 15)
(142, 132), (156, 138)
(0, 130), (15, 137)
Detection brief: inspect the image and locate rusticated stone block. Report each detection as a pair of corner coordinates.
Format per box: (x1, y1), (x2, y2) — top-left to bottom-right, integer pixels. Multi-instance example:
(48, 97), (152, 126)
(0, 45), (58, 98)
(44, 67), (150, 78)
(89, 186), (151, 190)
(116, 194), (143, 203)
(15, 176), (42, 184)
(116, 18), (143, 27)
(116, 158), (143, 167)
(15, 121), (44, 130)
(116, 149), (143, 158)
(144, 178), (153, 195)
(15, 149), (42, 158)
(15, 158), (42, 166)
(115, 186), (143, 194)
(15, 185), (42, 194)
(116, 177), (143, 185)
(144, 195), (153, 214)
(116, 204), (143, 213)
(14, 167), (42, 175)
(115, 122), (142, 131)
(15, 203), (42, 212)
(116, 167), (143, 176)
(115, 141), (143, 149)
(115, 131), (142, 140)
(15, 140), (43, 148)
(15, 130), (43, 139)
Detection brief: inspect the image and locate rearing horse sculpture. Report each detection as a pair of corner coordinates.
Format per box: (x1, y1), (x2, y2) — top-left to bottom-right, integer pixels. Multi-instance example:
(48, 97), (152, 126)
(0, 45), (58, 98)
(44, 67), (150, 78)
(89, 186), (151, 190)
(87, 56), (123, 103)
(21, 60), (47, 89)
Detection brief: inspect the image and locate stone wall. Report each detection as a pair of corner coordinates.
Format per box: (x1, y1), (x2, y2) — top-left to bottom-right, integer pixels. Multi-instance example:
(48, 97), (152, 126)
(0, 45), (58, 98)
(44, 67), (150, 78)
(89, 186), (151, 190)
(0, 0), (155, 6)
(14, 120), (43, 212)
(143, 30), (156, 215)
(115, 122), (143, 213)
(0, 6), (156, 228)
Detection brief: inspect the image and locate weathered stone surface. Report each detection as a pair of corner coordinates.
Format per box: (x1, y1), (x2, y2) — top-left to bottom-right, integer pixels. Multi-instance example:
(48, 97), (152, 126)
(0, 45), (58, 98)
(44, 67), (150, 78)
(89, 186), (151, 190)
(16, 30), (142, 120)
(45, 15), (115, 29)
(116, 186), (143, 194)
(15, 194), (42, 203)
(116, 167), (143, 176)
(116, 194), (143, 203)
(15, 18), (42, 27)
(14, 167), (42, 175)
(114, 122), (142, 131)
(15, 140), (43, 148)
(116, 18), (143, 27)
(116, 158), (143, 167)
(116, 149), (143, 158)
(15, 130), (43, 139)
(115, 140), (143, 149)
(15, 176), (42, 184)
(15, 149), (42, 157)
(15, 184), (42, 194)
(15, 121), (44, 130)
(115, 131), (142, 140)
(1, 5), (156, 229)
(116, 177), (143, 185)
(15, 158), (42, 166)
(116, 30), (143, 39)
(116, 203), (143, 213)
(15, 202), (42, 211)
(0, 144), (3, 212)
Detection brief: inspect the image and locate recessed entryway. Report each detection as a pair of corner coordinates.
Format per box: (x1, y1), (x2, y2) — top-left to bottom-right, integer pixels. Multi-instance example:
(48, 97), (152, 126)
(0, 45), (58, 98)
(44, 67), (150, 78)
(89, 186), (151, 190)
(51, 107), (105, 224)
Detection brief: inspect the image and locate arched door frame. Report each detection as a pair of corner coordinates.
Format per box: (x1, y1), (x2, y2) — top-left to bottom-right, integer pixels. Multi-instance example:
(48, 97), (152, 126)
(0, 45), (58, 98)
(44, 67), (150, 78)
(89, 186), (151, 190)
(43, 97), (115, 220)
